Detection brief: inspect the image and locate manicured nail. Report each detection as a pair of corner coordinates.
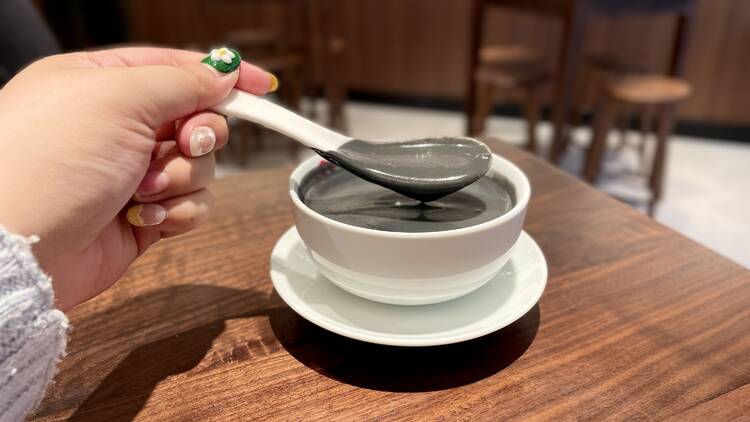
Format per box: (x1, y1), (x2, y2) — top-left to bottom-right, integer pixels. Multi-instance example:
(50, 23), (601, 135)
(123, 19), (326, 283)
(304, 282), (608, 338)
(190, 126), (216, 156)
(201, 47), (241, 73)
(267, 72), (279, 92)
(127, 204), (166, 227)
(135, 170), (169, 198)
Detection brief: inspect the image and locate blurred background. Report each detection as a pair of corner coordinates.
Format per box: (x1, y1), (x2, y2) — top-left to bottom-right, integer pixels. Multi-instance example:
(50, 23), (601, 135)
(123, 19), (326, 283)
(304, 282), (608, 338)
(2, 0), (748, 267)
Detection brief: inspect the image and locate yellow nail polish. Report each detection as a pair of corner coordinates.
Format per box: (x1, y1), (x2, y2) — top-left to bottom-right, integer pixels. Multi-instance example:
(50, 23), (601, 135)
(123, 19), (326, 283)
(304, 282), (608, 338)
(126, 204), (166, 227)
(268, 72), (279, 92)
(127, 205), (144, 226)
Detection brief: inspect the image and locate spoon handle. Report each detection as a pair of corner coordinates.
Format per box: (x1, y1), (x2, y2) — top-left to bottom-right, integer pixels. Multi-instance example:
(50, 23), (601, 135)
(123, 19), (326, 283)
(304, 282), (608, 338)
(212, 89), (351, 151)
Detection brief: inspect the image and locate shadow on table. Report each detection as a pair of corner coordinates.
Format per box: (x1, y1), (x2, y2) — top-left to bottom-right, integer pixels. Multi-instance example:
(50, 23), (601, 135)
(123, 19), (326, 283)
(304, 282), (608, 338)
(66, 284), (267, 422)
(64, 284), (539, 420)
(268, 290), (540, 393)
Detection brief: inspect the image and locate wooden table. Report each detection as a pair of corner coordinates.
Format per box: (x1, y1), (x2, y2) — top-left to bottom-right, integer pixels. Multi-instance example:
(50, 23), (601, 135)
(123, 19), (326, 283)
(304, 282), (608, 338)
(33, 140), (750, 421)
(465, 0), (697, 162)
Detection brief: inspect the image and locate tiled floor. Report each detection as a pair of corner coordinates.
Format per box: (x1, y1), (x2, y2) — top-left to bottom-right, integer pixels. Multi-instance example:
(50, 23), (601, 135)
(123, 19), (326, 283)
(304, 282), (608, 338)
(218, 101), (750, 269)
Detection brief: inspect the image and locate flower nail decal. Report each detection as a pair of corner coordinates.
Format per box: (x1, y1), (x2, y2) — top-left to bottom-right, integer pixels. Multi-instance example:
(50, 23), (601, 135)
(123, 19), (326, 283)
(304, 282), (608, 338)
(211, 47), (236, 63)
(201, 47), (241, 73)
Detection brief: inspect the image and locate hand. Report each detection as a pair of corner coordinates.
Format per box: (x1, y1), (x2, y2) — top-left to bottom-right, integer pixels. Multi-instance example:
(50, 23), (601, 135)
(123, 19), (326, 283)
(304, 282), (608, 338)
(0, 47), (275, 310)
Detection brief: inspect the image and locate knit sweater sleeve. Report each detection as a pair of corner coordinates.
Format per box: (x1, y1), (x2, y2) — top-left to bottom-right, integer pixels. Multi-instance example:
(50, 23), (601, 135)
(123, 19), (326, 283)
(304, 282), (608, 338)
(0, 227), (68, 421)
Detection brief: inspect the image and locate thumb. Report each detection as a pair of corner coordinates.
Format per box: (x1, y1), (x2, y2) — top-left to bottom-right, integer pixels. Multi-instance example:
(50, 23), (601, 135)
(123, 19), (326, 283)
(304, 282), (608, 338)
(117, 50), (242, 129)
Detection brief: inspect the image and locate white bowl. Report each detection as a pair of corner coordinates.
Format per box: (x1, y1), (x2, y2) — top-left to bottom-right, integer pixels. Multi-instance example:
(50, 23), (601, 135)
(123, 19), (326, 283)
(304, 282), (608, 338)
(288, 153), (531, 305)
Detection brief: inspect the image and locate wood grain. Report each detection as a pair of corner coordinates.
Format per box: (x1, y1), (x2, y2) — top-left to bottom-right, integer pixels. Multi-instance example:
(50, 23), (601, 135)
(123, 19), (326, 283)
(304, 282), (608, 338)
(32, 140), (750, 421)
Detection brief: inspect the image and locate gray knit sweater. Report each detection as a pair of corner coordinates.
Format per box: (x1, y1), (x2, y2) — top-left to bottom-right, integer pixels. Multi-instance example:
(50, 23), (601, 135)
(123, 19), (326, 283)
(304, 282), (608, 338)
(0, 227), (68, 421)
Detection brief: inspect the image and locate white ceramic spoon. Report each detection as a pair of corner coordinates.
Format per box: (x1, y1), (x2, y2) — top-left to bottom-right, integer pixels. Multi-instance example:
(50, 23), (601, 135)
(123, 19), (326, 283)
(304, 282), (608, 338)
(213, 89), (492, 202)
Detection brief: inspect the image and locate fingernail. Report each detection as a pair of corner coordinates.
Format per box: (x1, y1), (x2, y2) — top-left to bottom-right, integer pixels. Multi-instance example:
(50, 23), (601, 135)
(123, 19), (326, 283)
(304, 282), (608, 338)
(201, 47), (241, 73)
(190, 126), (216, 156)
(135, 170), (169, 198)
(127, 204), (166, 227)
(267, 72), (279, 92)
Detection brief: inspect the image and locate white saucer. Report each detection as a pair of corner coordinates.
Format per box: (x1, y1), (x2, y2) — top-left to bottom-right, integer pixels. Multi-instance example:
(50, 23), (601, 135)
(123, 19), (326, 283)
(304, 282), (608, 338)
(270, 227), (547, 347)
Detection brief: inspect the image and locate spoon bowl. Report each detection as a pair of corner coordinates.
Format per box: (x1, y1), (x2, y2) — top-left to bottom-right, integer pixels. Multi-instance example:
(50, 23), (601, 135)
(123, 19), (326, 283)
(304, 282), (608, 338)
(213, 90), (492, 201)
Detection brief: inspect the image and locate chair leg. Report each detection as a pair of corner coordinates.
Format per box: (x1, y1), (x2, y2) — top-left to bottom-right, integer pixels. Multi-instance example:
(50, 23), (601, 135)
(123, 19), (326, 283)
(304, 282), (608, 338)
(555, 66), (597, 159)
(326, 80), (345, 131)
(648, 104), (675, 215)
(239, 124), (256, 167)
(471, 81), (494, 137)
(326, 46), (347, 131)
(639, 105), (654, 163)
(571, 64), (598, 130)
(215, 141), (226, 163)
(251, 124), (264, 152)
(285, 68), (305, 160)
(287, 68), (304, 112)
(615, 111), (630, 150)
(584, 98), (618, 184)
(523, 84), (540, 153)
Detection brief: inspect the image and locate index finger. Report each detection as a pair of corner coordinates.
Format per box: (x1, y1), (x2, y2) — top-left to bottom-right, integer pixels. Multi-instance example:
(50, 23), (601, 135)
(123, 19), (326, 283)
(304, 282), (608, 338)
(75, 46), (274, 95)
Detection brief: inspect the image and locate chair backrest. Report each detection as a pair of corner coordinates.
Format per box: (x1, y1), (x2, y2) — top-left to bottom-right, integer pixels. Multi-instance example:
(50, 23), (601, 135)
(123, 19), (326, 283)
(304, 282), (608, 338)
(200, 0), (311, 56)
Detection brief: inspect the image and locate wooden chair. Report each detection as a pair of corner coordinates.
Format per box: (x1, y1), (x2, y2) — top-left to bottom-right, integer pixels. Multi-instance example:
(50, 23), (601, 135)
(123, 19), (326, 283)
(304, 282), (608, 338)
(570, 55), (654, 151)
(584, 75), (692, 215)
(470, 45), (550, 153)
(207, 0), (347, 165)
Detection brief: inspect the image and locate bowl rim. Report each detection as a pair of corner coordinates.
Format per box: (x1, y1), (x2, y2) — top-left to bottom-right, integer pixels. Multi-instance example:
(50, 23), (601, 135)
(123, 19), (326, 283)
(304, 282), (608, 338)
(289, 152), (531, 239)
